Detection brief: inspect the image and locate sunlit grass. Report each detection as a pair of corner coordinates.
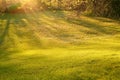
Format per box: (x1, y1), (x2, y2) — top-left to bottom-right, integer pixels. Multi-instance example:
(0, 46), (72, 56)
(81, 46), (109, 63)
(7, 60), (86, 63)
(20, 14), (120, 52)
(1, 48), (120, 80)
(0, 11), (120, 80)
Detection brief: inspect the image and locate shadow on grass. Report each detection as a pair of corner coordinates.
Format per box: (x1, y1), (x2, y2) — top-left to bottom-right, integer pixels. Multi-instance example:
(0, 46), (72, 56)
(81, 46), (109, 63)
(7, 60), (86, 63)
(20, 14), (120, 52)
(0, 11), (119, 50)
(43, 11), (120, 35)
(0, 14), (11, 45)
(0, 13), (27, 45)
(66, 17), (117, 35)
(0, 13), (43, 49)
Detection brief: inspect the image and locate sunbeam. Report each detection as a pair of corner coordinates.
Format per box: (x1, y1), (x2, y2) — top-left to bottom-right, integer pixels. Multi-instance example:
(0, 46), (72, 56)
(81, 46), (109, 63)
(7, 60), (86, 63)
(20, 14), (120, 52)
(0, 0), (39, 13)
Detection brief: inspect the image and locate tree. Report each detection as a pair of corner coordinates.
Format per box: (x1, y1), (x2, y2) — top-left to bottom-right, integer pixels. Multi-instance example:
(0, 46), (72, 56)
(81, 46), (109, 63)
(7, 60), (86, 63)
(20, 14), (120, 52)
(90, 0), (120, 18)
(57, 0), (62, 9)
(1, 0), (7, 12)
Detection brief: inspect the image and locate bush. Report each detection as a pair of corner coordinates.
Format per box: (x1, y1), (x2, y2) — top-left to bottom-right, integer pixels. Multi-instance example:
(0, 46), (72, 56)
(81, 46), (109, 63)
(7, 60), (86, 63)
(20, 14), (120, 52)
(90, 0), (120, 18)
(8, 3), (21, 11)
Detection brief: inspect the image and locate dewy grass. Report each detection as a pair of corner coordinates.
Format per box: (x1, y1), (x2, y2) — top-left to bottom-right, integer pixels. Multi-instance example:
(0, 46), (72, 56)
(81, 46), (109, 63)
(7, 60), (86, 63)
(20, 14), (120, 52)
(0, 11), (120, 80)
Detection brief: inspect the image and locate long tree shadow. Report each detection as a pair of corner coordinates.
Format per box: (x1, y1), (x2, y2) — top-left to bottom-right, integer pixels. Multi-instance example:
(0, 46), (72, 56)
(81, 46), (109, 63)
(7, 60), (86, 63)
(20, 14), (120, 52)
(0, 14), (17, 60)
(0, 12), (44, 51)
(66, 17), (120, 35)
(0, 13), (31, 49)
(41, 11), (113, 35)
(0, 14), (11, 44)
(0, 13), (43, 62)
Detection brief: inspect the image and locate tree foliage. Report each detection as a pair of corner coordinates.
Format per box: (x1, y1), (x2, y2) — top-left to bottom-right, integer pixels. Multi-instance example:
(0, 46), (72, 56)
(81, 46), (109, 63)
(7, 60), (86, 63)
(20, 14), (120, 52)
(91, 0), (120, 18)
(0, 0), (120, 18)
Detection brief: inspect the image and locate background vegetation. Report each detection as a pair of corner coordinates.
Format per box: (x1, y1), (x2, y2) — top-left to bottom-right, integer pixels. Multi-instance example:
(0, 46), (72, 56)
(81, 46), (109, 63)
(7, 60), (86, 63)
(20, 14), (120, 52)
(0, 0), (120, 18)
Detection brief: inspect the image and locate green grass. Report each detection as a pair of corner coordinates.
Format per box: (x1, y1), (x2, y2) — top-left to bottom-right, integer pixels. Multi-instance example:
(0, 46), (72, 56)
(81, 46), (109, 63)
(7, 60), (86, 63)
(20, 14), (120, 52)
(0, 11), (120, 80)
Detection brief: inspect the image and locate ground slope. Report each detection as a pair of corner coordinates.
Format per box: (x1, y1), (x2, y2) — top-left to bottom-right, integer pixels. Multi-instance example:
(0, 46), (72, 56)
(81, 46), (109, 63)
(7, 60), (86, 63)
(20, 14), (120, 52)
(0, 11), (120, 80)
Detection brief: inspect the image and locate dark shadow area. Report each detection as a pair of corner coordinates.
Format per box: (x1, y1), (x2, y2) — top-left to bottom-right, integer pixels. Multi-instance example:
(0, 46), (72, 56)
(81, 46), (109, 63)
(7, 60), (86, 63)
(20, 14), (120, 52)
(0, 49), (20, 61)
(0, 13), (38, 60)
(65, 17), (120, 35)
(0, 13), (26, 45)
(86, 15), (120, 24)
(0, 13), (42, 48)
(0, 13), (28, 60)
(0, 14), (11, 44)
(41, 11), (119, 35)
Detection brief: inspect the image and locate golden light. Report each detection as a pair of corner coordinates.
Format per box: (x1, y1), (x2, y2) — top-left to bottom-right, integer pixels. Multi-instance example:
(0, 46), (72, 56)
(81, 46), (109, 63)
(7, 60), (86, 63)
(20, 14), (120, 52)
(4, 0), (39, 13)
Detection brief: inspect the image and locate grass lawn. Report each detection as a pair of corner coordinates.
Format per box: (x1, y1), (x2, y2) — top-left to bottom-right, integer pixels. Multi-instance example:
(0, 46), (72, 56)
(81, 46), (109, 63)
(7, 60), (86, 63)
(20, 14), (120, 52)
(0, 11), (120, 80)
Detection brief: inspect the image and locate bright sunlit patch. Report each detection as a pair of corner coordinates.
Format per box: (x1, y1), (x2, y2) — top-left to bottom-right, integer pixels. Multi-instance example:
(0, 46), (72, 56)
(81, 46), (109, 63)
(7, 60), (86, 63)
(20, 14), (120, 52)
(11, 0), (34, 3)
(20, 0), (38, 10)
(6, 0), (39, 13)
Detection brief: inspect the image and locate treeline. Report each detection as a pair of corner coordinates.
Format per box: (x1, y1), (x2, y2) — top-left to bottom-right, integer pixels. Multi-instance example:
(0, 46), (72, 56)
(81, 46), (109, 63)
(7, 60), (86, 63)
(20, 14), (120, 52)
(0, 0), (120, 18)
(91, 0), (120, 18)
(37, 0), (120, 18)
